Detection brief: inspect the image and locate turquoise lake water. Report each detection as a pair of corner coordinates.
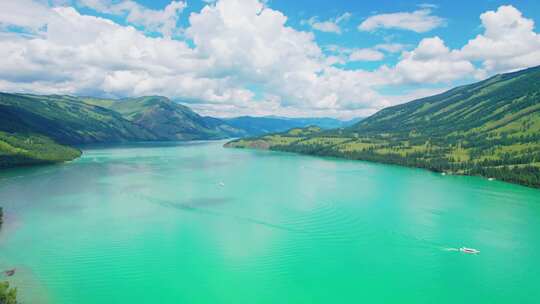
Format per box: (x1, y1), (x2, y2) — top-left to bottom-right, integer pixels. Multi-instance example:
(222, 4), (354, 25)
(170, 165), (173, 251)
(0, 141), (539, 303)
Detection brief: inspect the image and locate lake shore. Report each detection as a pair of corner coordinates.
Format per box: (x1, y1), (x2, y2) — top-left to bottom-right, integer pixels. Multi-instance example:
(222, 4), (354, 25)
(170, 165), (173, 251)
(224, 143), (540, 189)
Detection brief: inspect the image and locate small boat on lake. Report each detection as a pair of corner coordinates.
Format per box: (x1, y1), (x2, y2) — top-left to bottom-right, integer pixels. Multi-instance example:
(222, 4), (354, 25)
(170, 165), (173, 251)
(460, 247), (480, 254)
(3, 269), (16, 277)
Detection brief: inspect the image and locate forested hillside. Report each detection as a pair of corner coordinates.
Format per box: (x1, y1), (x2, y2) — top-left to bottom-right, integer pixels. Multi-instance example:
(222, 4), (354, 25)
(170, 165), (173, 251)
(0, 94), (237, 168)
(226, 66), (540, 188)
(97, 96), (244, 140)
(0, 93), (359, 169)
(0, 93), (157, 144)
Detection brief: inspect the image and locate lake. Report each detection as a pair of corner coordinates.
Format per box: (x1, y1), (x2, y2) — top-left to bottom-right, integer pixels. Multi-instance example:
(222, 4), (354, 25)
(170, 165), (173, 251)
(1, 141), (539, 303)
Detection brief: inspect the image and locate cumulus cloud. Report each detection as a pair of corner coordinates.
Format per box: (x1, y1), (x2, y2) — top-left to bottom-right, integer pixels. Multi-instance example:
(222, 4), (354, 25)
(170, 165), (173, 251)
(0, 1), (539, 118)
(77, 0), (186, 37)
(380, 37), (475, 84)
(0, 0), (53, 33)
(459, 5), (540, 77)
(0, 0), (388, 117)
(359, 9), (445, 33)
(185, 1), (385, 112)
(302, 12), (351, 34)
(379, 5), (540, 84)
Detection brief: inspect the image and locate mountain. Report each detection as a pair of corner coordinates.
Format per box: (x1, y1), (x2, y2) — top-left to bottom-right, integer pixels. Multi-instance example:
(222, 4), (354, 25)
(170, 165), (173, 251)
(0, 93), (365, 169)
(0, 93), (157, 144)
(0, 94), (241, 168)
(264, 116), (362, 129)
(224, 116), (360, 136)
(0, 93), (158, 167)
(93, 96), (243, 140)
(226, 65), (540, 188)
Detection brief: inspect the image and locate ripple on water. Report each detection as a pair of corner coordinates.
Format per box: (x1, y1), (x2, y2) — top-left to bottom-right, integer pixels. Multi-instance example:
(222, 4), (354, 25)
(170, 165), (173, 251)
(2, 141), (540, 304)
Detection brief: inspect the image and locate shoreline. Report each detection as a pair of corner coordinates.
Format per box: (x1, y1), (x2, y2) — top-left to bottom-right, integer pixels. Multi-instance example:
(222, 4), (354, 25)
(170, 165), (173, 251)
(0, 138), (234, 171)
(225, 144), (540, 190)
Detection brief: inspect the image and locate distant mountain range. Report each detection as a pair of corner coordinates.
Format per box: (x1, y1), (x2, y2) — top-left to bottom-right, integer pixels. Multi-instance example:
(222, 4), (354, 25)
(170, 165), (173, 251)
(223, 116), (360, 136)
(0, 93), (356, 168)
(227, 65), (540, 188)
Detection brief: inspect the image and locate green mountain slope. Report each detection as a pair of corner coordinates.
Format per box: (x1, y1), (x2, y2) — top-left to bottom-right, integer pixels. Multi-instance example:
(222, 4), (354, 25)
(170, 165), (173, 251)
(0, 131), (81, 168)
(0, 94), (242, 168)
(353, 66), (540, 137)
(226, 66), (540, 188)
(0, 93), (157, 144)
(105, 96), (243, 140)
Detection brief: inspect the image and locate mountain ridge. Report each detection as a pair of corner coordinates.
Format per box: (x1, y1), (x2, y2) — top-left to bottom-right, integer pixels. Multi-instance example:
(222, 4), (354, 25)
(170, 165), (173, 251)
(223, 116), (359, 136)
(226, 65), (540, 188)
(0, 93), (358, 168)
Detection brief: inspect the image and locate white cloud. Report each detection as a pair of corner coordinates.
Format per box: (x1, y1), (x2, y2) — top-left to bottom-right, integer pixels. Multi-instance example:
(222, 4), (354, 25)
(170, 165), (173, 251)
(378, 6), (540, 84)
(185, 1), (384, 112)
(77, 0), (186, 37)
(0, 0), (53, 33)
(381, 37), (475, 84)
(359, 9), (444, 33)
(324, 45), (386, 63)
(459, 5), (540, 77)
(308, 19), (341, 34)
(0, 0), (388, 117)
(303, 12), (351, 34)
(375, 43), (407, 53)
(0, 1), (539, 119)
(349, 49), (384, 62)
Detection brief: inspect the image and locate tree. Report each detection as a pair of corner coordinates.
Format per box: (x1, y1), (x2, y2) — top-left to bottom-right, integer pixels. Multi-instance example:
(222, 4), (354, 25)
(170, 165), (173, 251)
(0, 281), (17, 304)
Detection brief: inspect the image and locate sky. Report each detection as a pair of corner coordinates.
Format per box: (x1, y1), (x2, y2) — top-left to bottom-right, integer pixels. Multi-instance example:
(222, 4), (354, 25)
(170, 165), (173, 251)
(1, 0), (540, 119)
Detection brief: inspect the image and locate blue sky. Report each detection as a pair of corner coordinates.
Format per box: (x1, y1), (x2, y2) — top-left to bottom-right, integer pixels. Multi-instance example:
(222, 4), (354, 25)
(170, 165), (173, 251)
(1, 0), (540, 118)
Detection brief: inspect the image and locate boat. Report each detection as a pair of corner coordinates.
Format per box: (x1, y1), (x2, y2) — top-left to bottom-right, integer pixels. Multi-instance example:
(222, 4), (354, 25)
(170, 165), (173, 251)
(3, 269), (16, 277)
(218, 182), (225, 187)
(460, 247), (480, 254)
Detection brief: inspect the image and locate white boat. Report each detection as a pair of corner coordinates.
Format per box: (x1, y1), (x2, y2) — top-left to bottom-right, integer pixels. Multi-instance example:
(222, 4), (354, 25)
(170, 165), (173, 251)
(218, 182), (225, 187)
(460, 247), (480, 254)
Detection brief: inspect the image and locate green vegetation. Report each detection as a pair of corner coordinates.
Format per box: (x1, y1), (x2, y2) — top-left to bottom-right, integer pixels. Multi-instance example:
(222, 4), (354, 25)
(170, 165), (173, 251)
(0, 93), (248, 145)
(0, 131), (81, 168)
(0, 281), (17, 304)
(105, 96), (244, 140)
(0, 93), (242, 168)
(226, 66), (540, 188)
(0, 93), (158, 144)
(1, 93), (356, 169)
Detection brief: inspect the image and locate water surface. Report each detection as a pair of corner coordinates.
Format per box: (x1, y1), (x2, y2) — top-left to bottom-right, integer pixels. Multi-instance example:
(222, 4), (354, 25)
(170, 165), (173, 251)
(1, 141), (539, 303)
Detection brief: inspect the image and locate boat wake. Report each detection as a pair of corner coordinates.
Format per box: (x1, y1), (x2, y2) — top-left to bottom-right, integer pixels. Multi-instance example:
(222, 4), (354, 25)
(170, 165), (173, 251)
(441, 247), (480, 254)
(442, 247), (460, 251)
